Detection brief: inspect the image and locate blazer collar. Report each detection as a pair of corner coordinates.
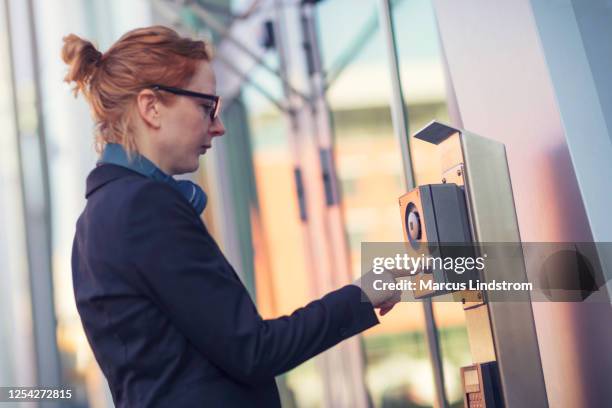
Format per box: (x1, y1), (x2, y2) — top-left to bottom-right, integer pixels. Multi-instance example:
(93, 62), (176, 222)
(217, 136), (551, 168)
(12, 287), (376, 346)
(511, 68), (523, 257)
(85, 164), (144, 198)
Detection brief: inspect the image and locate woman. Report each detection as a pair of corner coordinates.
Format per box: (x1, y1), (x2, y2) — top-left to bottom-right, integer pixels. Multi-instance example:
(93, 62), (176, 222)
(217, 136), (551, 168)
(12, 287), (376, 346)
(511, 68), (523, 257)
(66, 26), (400, 407)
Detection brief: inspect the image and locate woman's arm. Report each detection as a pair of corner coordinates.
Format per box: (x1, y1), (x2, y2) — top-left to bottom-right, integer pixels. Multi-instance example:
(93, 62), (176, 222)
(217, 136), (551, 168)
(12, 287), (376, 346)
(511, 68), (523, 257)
(121, 181), (379, 385)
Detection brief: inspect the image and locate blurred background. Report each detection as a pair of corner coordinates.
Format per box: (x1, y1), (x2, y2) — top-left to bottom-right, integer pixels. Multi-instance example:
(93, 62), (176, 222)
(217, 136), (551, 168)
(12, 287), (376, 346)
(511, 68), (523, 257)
(1, 0), (612, 407)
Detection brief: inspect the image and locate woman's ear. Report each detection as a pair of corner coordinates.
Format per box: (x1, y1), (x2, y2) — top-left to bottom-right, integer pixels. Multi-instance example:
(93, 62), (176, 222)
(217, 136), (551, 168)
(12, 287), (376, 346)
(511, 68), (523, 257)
(136, 89), (161, 129)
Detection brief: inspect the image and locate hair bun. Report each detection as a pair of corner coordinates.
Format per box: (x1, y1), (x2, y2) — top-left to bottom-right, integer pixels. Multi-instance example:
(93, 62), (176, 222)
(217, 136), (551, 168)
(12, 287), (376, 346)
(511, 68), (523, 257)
(61, 33), (103, 96)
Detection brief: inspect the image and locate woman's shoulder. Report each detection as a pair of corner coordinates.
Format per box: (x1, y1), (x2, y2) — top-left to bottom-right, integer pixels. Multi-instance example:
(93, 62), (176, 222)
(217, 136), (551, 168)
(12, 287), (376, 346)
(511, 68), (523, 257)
(86, 164), (192, 219)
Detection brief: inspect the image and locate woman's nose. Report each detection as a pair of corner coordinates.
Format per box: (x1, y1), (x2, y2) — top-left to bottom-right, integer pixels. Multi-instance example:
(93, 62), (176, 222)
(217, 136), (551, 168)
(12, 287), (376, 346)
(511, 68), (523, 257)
(210, 117), (225, 137)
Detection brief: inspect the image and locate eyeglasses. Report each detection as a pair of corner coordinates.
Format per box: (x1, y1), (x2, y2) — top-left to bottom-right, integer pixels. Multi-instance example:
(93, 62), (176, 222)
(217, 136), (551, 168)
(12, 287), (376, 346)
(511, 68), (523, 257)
(151, 84), (222, 121)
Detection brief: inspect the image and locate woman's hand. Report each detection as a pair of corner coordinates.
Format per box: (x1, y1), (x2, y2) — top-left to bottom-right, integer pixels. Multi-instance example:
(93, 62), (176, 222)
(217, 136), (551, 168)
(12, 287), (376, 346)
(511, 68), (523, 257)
(353, 269), (402, 314)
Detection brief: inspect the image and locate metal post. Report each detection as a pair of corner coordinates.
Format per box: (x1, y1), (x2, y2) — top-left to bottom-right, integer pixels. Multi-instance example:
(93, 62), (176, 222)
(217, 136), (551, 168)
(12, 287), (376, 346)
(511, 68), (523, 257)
(377, 0), (448, 407)
(377, 0), (414, 188)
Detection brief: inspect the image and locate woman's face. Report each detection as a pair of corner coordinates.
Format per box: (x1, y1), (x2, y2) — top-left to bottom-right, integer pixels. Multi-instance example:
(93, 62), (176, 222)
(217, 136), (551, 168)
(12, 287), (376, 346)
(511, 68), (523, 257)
(158, 61), (225, 175)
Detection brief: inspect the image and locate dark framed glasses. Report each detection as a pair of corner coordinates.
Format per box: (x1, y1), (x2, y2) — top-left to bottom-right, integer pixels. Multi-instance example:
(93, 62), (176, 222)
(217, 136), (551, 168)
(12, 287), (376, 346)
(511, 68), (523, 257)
(151, 84), (222, 121)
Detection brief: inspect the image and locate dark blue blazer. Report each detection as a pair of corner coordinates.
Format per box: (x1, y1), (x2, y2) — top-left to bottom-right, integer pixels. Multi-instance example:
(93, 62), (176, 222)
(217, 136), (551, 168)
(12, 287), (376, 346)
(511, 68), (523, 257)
(72, 164), (379, 407)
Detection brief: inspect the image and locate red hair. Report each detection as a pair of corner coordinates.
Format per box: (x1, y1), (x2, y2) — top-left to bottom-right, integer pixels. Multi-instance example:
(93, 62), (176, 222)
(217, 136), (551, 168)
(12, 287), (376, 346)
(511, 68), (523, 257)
(61, 26), (212, 153)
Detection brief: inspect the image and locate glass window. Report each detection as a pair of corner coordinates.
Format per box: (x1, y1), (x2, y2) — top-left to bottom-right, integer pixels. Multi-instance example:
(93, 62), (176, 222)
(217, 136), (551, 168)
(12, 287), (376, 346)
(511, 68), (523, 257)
(0, 2), (37, 389)
(237, 53), (326, 408)
(317, 0), (436, 406)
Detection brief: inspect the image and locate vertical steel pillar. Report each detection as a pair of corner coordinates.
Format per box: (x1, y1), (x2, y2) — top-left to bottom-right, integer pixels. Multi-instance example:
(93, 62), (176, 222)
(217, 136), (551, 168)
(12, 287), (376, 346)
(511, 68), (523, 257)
(377, 0), (449, 407)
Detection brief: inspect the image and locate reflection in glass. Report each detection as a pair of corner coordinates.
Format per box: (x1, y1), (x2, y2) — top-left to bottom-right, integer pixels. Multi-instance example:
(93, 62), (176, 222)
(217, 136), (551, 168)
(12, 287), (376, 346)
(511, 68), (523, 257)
(317, 0), (437, 406)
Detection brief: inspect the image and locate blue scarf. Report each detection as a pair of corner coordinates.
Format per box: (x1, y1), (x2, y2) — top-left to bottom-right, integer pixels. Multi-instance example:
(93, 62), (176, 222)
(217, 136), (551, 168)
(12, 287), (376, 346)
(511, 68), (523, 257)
(99, 143), (207, 215)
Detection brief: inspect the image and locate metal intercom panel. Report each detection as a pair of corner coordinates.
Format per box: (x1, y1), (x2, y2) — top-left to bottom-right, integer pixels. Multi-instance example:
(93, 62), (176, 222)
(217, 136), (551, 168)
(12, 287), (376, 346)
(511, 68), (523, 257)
(398, 121), (548, 408)
(399, 184), (474, 298)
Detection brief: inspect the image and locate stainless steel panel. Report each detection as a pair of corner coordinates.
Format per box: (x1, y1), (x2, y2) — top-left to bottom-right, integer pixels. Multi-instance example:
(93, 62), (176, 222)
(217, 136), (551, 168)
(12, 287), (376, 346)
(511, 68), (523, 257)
(461, 129), (548, 408)
(415, 121), (548, 408)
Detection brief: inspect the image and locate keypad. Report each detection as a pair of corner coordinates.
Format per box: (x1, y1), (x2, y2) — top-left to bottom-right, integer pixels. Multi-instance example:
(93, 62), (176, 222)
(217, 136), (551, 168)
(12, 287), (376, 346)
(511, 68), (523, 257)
(468, 392), (484, 408)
